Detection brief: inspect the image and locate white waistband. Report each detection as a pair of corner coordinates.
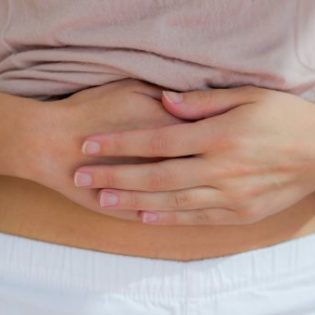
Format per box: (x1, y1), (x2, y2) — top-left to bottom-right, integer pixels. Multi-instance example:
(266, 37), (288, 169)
(0, 232), (315, 300)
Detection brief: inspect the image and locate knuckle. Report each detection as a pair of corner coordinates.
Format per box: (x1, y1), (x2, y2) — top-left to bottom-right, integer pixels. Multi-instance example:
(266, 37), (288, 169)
(212, 132), (237, 151)
(236, 207), (261, 224)
(173, 191), (193, 209)
(228, 135), (244, 150)
(223, 137), (238, 152)
(192, 210), (212, 225)
(229, 196), (248, 211)
(147, 164), (169, 191)
(159, 212), (179, 225)
(108, 133), (124, 155)
(129, 191), (142, 209)
(226, 184), (262, 204)
(149, 132), (170, 155)
(225, 191), (263, 224)
(103, 168), (118, 188)
(239, 185), (264, 199)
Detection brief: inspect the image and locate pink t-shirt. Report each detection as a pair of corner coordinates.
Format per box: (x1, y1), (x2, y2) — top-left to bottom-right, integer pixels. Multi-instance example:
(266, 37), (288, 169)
(0, 0), (314, 101)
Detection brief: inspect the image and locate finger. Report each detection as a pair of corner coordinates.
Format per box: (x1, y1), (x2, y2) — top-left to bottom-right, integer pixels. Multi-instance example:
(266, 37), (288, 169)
(161, 85), (260, 120)
(68, 187), (142, 222)
(81, 119), (218, 157)
(140, 208), (238, 226)
(97, 187), (226, 211)
(74, 157), (214, 191)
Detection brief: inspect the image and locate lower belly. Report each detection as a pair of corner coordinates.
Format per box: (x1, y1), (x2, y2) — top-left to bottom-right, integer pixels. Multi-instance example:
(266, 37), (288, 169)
(1, 175), (315, 261)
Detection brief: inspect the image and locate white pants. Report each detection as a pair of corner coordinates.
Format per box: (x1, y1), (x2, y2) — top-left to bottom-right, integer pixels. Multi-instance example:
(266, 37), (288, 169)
(0, 232), (315, 315)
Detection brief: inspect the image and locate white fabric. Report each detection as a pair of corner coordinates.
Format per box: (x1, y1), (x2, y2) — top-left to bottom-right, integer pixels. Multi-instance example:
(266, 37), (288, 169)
(0, 232), (315, 314)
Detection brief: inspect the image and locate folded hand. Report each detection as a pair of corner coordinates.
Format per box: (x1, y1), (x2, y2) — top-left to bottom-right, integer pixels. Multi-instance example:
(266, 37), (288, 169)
(77, 86), (315, 225)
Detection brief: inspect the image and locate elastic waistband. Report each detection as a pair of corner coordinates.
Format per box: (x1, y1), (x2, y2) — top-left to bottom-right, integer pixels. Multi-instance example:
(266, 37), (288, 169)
(0, 233), (315, 300)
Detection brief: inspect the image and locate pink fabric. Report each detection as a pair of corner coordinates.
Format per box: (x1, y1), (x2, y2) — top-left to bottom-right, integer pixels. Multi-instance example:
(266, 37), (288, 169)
(0, 0), (315, 101)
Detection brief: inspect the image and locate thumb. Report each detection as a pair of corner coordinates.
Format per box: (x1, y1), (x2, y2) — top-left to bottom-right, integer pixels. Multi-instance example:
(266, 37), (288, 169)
(161, 87), (251, 120)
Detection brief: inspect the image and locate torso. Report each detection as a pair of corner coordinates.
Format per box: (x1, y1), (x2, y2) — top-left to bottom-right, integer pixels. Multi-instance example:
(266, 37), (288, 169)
(1, 175), (315, 261)
(1, 1), (315, 261)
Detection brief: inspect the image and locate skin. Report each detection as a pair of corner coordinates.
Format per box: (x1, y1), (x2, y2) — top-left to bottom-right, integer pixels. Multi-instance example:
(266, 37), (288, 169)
(75, 86), (315, 226)
(0, 79), (184, 222)
(2, 81), (315, 261)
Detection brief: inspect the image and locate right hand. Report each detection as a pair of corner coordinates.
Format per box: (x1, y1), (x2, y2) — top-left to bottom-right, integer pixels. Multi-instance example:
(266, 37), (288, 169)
(19, 79), (184, 222)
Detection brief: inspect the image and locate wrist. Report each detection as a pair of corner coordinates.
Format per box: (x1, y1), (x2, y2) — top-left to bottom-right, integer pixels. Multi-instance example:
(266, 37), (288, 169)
(0, 92), (45, 179)
(299, 100), (315, 194)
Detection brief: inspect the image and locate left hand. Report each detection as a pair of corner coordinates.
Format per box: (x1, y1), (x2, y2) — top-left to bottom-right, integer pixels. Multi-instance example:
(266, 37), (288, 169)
(75, 86), (315, 226)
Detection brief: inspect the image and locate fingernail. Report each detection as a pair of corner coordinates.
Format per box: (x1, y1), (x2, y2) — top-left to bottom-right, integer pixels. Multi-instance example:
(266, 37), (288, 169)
(162, 91), (183, 104)
(142, 212), (159, 224)
(74, 172), (92, 187)
(100, 191), (119, 207)
(82, 141), (101, 155)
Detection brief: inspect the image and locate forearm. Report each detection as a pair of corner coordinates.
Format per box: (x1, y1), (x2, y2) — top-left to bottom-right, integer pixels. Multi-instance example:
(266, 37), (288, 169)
(0, 92), (43, 178)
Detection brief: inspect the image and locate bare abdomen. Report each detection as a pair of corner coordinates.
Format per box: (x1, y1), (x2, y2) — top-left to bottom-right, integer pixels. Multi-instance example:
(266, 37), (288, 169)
(1, 175), (315, 261)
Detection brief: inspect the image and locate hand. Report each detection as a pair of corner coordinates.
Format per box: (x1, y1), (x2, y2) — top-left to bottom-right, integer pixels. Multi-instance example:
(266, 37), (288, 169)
(18, 79), (183, 222)
(77, 86), (315, 225)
